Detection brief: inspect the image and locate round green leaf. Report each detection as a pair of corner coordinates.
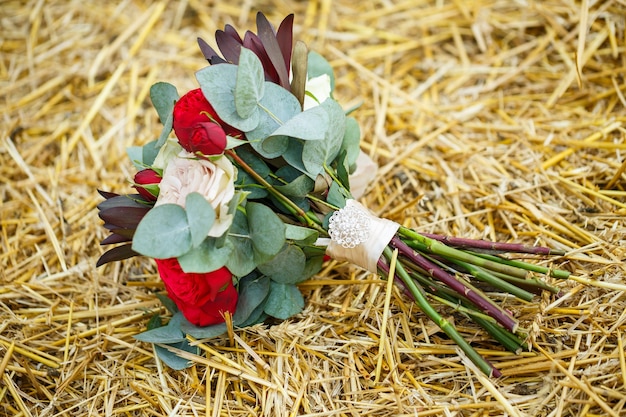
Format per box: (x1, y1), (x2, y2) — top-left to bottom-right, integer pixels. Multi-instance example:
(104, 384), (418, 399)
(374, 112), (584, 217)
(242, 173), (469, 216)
(235, 48), (265, 118)
(225, 210), (257, 276)
(185, 192), (215, 248)
(247, 202), (286, 260)
(269, 106), (328, 141)
(132, 204), (191, 258)
(196, 64), (260, 132)
(264, 282), (304, 320)
(177, 237), (232, 273)
(258, 244), (306, 284)
(232, 275), (270, 326)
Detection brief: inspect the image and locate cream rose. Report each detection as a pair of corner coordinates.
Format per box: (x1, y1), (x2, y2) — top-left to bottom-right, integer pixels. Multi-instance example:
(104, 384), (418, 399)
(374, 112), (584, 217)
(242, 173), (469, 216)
(155, 151), (236, 237)
(303, 74), (332, 110)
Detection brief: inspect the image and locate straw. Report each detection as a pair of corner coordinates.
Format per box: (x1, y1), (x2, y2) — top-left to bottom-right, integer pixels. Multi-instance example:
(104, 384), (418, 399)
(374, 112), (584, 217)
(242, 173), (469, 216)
(2, 0), (625, 415)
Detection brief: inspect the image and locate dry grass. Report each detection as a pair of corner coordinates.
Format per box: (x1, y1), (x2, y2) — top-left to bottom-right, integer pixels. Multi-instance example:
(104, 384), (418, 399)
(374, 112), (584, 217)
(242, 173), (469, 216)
(2, 0), (626, 415)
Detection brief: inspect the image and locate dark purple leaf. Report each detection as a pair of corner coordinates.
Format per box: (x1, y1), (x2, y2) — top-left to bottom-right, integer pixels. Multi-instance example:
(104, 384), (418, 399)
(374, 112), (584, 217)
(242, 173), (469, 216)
(99, 206), (150, 229)
(256, 12), (290, 89)
(216, 29), (243, 64)
(197, 37), (222, 62)
(98, 189), (119, 199)
(97, 194), (150, 212)
(96, 244), (140, 267)
(224, 24), (243, 43)
(276, 14), (294, 76)
(101, 230), (134, 245)
(243, 31), (279, 84)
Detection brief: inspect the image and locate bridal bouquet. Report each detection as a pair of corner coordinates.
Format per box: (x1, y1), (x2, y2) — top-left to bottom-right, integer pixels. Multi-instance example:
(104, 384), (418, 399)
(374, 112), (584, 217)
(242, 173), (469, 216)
(97, 13), (570, 377)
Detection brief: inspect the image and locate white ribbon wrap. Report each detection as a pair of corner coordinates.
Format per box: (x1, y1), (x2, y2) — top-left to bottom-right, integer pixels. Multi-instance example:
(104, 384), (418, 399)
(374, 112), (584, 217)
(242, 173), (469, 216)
(326, 199), (400, 272)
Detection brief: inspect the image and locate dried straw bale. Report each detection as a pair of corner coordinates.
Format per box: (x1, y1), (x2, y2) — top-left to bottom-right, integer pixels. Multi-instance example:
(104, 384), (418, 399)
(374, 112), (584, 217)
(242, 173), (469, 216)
(1, 0), (625, 416)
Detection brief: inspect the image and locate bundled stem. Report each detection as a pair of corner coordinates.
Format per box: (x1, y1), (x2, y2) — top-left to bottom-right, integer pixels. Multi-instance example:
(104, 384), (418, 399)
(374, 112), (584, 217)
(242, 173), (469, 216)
(228, 144), (569, 378)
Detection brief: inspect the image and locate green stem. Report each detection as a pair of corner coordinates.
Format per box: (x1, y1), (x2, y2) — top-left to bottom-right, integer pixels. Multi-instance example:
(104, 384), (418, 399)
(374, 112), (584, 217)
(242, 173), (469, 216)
(405, 269), (527, 354)
(470, 251), (571, 279)
(383, 247), (501, 378)
(399, 227), (543, 280)
(227, 149), (326, 235)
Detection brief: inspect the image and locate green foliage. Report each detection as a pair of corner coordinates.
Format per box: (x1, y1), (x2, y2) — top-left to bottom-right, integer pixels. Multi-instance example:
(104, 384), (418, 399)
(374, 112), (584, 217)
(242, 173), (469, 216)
(132, 204), (192, 259)
(302, 99), (346, 177)
(235, 48), (265, 118)
(258, 244), (306, 284)
(264, 282), (305, 319)
(177, 237), (232, 273)
(150, 82), (179, 147)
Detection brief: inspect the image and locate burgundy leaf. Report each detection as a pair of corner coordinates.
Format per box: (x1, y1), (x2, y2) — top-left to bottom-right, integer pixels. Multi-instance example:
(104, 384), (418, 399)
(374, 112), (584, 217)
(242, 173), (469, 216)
(224, 24), (243, 43)
(255, 12), (290, 89)
(97, 194), (151, 212)
(99, 206), (150, 229)
(96, 244), (140, 267)
(100, 228), (135, 246)
(215, 29), (243, 64)
(276, 14), (294, 76)
(197, 37), (222, 62)
(243, 31), (279, 83)
(98, 189), (120, 199)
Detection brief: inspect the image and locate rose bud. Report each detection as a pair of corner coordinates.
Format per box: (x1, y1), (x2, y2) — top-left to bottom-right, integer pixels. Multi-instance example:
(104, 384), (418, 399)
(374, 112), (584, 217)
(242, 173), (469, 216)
(155, 258), (238, 327)
(172, 88), (242, 156)
(133, 169), (161, 201)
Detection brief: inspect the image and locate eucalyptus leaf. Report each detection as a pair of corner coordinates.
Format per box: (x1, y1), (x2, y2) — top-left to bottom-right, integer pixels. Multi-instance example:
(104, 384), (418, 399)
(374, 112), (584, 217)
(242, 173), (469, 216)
(150, 82), (179, 125)
(301, 255), (324, 282)
(285, 224), (319, 245)
(236, 170), (269, 199)
(196, 64), (260, 132)
(302, 99), (346, 177)
(180, 321), (227, 340)
(150, 82), (179, 148)
(341, 117), (361, 170)
(258, 244), (306, 285)
(235, 48), (265, 118)
(185, 193), (215, 248)
(247, 202), (286, 261)
(264, 282), (305, 320)
(274, 174), (314, 197)
(154, 342), (197, 370)
(156, 293), (179, 314)
(126, 146), (143, 170)
(134, 312), (186, 344)
(232, 275), (270, 326)
(225, 209), (257, 277)
(282, 139), (309, 177)
(177, 237), (232, 273)
(326, 181), (348, 208)
(269, 106), (328, 141)
(142, 140), (161, 167)
(247, 82), (301, 158)
(132, 204), (192, 259)
(155, 112), (174, 147)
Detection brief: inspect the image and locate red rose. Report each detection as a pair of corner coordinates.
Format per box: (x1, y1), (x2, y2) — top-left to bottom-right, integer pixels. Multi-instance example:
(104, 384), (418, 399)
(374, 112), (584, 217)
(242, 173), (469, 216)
(155, 258), (238, 326)
(173, 89), (241, 156)
(133, 169), (161, 201)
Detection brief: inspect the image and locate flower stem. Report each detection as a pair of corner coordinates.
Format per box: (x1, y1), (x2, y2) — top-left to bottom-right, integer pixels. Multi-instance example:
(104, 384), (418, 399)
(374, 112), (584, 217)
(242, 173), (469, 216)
(389, 236), (519, 333)
(420, 232), (566, 256)
(381, 247), (502, 378)
(226, 149), (326, 235)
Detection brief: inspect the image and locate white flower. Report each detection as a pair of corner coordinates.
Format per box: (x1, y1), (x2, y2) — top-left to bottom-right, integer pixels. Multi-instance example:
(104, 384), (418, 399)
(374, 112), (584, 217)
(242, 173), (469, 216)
(155, 151), (236, 237)
(152, 138), (183, 170)
(303, 74), (332, 110)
